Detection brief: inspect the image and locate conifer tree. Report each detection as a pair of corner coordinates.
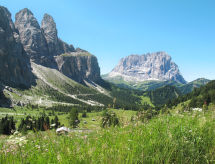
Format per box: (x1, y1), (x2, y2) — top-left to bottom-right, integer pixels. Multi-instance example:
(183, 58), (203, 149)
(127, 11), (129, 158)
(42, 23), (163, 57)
(69, 108), (80, 128)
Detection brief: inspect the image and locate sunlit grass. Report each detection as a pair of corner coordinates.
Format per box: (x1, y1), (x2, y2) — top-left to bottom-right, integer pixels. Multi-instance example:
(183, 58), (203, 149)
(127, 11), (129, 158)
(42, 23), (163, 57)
(1, 109), (215, 163)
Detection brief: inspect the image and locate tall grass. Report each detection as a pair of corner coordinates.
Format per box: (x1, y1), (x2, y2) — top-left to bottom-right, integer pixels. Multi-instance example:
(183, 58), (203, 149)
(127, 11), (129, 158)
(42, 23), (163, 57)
(1, 110), (215, 163)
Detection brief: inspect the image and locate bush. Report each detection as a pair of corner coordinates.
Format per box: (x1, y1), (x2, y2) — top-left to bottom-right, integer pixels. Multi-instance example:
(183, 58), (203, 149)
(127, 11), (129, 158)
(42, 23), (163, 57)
(101, 110), (120, 128)
(137, 108), (158, 123)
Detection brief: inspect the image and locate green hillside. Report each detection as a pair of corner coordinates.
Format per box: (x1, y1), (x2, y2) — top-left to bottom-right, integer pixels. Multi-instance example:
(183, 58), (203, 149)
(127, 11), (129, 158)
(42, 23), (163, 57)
(102, 75), (210, 95)
(147, 85), (181, 106)
(1, 63), (148, 110)
(179, 78), (210, 94)
(167, 80), (215, 108)
(102, 75), (182, 91)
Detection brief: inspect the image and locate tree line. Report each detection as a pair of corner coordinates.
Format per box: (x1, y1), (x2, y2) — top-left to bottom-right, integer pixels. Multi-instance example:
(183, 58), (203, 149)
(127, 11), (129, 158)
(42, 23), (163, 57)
(167, 80), (215, 108)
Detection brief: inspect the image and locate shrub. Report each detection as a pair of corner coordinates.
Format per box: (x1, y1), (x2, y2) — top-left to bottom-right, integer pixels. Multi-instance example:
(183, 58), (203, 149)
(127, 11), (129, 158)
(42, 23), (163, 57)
(137, 108), (158, 123)
(101, 110), (120, 128)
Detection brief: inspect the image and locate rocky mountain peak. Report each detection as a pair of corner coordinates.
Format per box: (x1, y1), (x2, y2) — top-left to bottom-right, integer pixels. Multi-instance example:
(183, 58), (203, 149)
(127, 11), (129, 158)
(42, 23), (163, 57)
(0, 6), (35, 88)
(41, 13), (59, 56)
(42, 13), (56, 26)
(41, 13), (58, 41)
(15, 8), (50, 65)
(1, 6), (102, 86)
(107, 52), (186, 84)
(15, 8), (40, 29)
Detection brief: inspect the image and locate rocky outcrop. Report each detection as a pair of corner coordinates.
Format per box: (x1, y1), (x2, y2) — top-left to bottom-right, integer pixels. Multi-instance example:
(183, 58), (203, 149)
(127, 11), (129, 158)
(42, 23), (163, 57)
(15, 8), (55, 67)
(14, 8), (101, 83)
(55, 52), (101, 83)
(41, 14), (59, 56)
(106, 52), (186, 84)
(0, 6), (35, 88)
(1, 6), (101, 87)
(41, 14), (75, 57)
(15, 9), (76, 68)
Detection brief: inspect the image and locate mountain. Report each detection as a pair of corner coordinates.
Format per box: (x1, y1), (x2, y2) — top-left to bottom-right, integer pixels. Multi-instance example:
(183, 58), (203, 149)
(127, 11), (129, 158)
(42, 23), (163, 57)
(14, 8), (101, 84)
(0, 6), (35, 88)
(0, 6), (211, 109)
(103, 52), (210, 94)
(0, 6), (103, 107)
(104, 52), (186, 84)
(0, 6), (142, 108)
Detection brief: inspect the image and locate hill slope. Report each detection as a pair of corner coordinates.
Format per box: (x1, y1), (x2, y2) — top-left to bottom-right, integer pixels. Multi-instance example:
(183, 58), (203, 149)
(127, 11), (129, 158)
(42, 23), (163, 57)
(167, 80), (215, 108)
(2, 62), (145, 109)
(102, 75), (210, 94)
(2, 62), (111, 107)
(147, 85), (181, 106)
(179, 78), (210, 94)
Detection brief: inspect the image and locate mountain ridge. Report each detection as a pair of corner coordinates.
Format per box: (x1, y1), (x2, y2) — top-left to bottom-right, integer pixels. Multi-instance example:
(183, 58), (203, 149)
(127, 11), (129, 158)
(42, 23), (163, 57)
(0, 6), (105, 107)
(0, 6), (212, 109)
(0, 6), (102, 85)
(105, 51), (186, 84)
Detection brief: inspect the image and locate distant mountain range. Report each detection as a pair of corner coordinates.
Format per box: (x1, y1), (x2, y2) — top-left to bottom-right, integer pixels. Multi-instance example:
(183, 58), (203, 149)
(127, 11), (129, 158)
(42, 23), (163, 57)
(0, 6), (145, 109)
(0, 6), (212, 108)
(102, 53), (210, 93)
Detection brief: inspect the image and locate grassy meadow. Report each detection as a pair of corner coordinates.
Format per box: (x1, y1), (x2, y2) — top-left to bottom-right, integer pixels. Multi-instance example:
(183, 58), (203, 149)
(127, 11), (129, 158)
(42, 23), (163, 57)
(0, 106), (215, 163)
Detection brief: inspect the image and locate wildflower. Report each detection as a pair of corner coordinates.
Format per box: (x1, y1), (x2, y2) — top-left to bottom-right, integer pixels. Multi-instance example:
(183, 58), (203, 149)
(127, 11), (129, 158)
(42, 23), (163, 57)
(56, 154), (62, 162)
(35, 145), (40, 149)
(82, 135), (88, 140)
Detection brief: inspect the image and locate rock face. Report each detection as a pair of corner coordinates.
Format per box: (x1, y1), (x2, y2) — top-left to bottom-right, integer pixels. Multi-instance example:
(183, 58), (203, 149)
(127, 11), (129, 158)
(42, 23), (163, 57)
(15, 9), (77, 68)
(41, 14), (75, 57)
(0, 6), (35, 88)
(41, 13), (59, 56)
(55, 52), (101, 83)
(0, 6), (101, 88)
(40, 13), (100, 83)
(14, 8), (101, 83)
(107, 52), (186, 84)
(15, 8), (54, 67)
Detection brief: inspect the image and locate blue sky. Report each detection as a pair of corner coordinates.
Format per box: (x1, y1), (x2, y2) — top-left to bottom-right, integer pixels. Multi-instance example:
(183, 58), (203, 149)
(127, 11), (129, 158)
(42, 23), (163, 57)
(1, 0), (215, 82)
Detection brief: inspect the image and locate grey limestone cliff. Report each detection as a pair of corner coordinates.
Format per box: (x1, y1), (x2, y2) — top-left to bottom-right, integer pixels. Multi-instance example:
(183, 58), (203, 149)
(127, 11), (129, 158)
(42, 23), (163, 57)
(41, 13), (75, 57)
(15, 8), (54, 67)
(14, 8), (101, 83)
(0, 6), (35, 88)
(107, 52), (186, 84)
(55, 52), (101, 83)
(1, 6), (101, 87)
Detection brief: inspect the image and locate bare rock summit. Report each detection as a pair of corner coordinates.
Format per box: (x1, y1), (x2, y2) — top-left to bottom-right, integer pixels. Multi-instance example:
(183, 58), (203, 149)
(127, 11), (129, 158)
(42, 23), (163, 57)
(106, 52), (186, 84)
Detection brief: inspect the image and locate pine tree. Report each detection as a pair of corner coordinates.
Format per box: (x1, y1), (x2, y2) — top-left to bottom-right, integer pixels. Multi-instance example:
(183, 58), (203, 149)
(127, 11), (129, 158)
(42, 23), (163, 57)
(69, 108), (80, 128)
(45, 116), (50, 130)
(54, 116), (60, 129)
